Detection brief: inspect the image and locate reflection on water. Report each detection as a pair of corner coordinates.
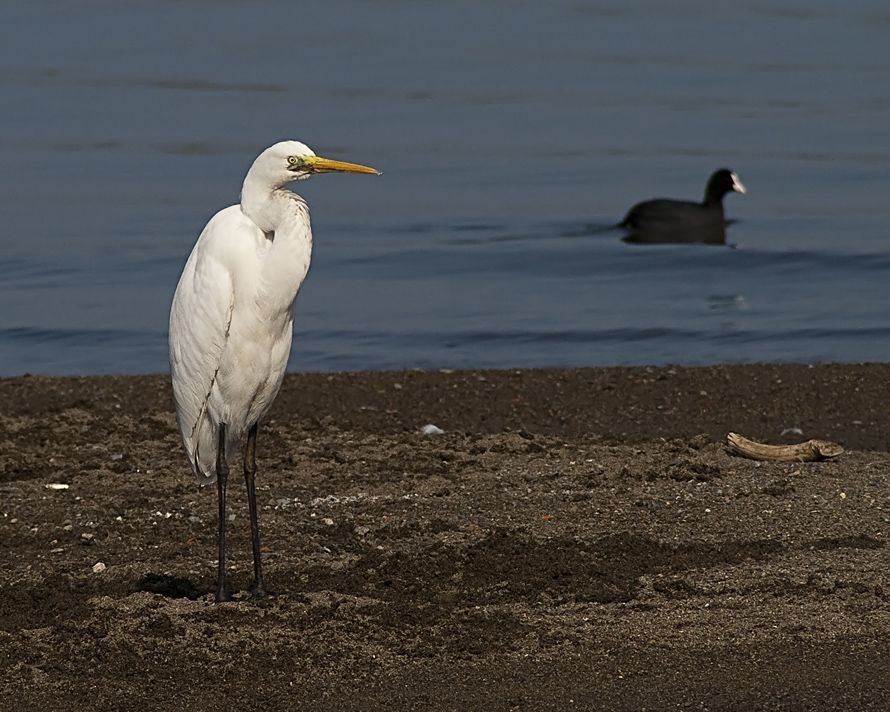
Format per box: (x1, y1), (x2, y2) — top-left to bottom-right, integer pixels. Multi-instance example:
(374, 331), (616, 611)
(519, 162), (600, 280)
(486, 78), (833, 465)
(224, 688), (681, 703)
(0, 0), (889, 375)
(707, 294), (748, 312)
(622, 222), (729, 246)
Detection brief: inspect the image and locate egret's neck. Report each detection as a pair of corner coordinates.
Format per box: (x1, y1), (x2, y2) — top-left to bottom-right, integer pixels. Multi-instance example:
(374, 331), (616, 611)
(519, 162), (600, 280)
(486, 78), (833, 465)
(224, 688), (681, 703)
(240, 175), (303, 233)
(239, 175), (313, 316)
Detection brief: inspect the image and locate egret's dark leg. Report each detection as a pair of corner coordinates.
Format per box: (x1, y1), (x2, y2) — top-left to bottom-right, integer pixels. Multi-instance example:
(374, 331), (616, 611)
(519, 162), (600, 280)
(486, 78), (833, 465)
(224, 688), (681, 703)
(243, 423), (268, 597)
(215, 422), (232, 602)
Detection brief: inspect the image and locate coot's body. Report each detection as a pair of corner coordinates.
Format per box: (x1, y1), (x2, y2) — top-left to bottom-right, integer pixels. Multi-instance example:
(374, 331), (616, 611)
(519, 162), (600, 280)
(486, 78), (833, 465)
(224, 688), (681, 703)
(619, 168), (746, 235)
(622, 221), (728, 246)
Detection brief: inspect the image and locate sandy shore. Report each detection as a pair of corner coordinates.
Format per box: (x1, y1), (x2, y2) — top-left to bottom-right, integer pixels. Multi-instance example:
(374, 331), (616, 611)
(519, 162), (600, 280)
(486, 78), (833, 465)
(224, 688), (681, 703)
(1, 365), (888, 710)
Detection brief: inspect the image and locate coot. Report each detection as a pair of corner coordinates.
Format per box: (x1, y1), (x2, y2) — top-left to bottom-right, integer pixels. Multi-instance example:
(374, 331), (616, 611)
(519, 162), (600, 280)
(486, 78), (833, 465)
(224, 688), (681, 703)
(619, 168), (746, 232)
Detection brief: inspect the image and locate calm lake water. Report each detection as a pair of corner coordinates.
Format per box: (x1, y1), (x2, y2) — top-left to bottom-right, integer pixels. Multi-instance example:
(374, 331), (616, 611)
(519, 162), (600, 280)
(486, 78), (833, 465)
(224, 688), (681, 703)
(1, 1), (888, 375)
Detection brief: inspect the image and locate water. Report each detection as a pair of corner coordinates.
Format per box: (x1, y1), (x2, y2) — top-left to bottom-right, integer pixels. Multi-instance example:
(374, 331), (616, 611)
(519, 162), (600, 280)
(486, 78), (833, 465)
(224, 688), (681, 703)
(1, 1), (888, 375)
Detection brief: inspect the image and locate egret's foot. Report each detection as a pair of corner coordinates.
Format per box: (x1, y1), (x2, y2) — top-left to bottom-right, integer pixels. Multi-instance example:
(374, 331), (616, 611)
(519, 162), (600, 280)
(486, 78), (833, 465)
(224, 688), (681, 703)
(215, 587), (234, 603)
(250, 584), (276, 600)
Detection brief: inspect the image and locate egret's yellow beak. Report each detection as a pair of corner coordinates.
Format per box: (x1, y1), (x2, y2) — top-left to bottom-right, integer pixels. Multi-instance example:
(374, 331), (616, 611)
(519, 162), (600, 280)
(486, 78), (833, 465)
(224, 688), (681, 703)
(299, 155), (381, 176)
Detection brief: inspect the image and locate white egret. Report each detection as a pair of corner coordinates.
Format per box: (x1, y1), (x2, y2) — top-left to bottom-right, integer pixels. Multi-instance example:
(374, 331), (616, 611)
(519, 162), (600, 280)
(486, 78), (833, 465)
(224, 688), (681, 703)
(168, 140), (379, 602)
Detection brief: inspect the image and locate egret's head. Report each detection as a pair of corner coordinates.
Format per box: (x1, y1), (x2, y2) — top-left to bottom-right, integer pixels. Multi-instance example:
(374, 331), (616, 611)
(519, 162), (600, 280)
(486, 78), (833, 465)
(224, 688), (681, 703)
(248, 140), (380, 189)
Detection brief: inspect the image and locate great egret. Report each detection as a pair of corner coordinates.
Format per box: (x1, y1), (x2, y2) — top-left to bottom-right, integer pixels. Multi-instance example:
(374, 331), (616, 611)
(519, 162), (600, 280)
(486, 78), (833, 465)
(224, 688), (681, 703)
(168, 140), (379, 602)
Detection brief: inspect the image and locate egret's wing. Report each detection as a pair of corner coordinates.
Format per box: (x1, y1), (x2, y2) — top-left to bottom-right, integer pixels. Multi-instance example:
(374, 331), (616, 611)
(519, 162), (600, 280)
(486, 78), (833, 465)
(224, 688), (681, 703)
(168, 206), (258, 479)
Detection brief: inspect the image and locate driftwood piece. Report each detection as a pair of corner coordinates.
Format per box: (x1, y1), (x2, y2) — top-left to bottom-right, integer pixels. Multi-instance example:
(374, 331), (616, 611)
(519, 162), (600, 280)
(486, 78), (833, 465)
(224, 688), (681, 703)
(726, 432), (844, 462)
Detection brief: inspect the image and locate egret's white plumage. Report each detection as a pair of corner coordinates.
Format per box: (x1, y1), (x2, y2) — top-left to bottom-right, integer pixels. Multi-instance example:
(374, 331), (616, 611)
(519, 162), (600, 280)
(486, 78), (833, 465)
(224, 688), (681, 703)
(170, 144), (312, 481)
(168, 140), (378, 599)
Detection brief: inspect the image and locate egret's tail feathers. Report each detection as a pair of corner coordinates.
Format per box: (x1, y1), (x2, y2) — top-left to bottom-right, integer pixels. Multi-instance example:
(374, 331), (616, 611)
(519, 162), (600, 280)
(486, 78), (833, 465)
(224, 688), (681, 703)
(187, 415), (242, 483)
(189, 414), (221, 483)
(191, 452), (215, 483)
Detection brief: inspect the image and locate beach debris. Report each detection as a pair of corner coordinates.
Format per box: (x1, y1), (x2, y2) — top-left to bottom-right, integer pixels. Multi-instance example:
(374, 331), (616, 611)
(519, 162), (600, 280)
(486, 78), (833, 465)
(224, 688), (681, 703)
(420, 423), (445, 436)
(92, 562), (107, 574)
(726, 432), (844, 462)
(45, 483), (69, 490)
(780, 427), (804, 437)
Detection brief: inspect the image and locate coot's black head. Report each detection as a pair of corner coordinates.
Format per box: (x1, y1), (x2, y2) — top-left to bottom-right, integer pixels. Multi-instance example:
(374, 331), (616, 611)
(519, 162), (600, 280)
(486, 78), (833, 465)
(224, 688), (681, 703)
(704, 168), (746, 206)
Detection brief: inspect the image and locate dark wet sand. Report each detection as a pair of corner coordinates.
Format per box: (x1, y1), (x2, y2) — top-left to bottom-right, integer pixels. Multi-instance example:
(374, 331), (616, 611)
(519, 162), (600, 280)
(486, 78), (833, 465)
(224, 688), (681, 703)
(1, 364), (888, 710)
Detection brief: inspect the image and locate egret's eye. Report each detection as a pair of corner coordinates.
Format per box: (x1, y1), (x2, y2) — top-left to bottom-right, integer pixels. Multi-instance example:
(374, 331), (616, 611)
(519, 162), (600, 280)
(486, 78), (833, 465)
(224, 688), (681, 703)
(288, 156), (299, 166)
